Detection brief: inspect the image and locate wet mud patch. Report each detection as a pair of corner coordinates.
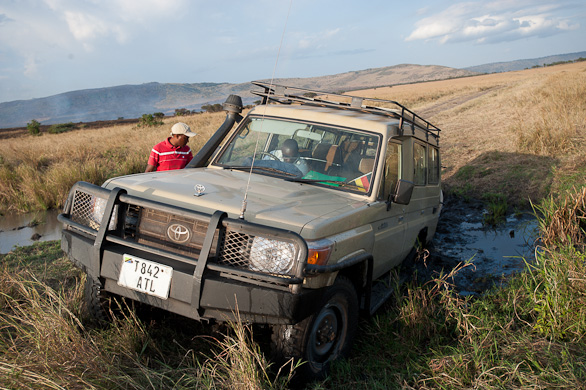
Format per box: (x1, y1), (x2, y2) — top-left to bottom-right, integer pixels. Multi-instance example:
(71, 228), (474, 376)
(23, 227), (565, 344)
(407, 195), (539, 296)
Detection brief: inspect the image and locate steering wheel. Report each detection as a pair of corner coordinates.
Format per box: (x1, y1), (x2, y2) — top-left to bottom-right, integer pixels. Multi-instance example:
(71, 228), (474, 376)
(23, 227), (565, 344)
(258, 151), (280, 161)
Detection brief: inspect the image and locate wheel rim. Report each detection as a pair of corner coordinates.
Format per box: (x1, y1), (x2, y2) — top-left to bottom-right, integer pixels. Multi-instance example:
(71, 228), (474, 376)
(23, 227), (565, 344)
(308, 301), (347, 364)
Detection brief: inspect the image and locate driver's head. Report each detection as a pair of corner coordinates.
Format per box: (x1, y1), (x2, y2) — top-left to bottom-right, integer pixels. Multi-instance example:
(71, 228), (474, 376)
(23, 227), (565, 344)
(281, 139), (299, 162)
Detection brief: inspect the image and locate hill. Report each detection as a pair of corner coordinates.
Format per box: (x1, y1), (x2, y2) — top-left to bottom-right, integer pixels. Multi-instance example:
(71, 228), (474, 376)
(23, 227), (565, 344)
(0, 64), (475, 129)
(464, 51), (586, 73)
(1, 50), (584, 129)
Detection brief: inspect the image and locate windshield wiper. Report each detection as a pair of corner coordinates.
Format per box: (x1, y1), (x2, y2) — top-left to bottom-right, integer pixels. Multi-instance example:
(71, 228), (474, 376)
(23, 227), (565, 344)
(226, 165), (299, 177)
(284, 178), (361, 189)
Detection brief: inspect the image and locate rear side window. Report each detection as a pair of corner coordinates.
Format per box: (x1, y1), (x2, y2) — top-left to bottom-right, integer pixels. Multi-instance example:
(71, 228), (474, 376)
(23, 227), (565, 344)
(428, 147), (440, 185)
(413, 143), (426, 185)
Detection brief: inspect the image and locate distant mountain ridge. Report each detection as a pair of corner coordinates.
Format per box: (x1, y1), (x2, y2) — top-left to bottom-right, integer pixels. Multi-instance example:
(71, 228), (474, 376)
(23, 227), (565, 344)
(0, 51), (583, 128)
(0, 64), (475, 128)
(464, 51), (586, 74)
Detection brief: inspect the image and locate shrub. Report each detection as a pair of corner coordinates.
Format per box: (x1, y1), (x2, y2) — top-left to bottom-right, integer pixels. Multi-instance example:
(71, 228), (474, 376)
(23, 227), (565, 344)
(27, 119), (41, 136)
(48, 122), (76, 134)
(138, 114), (163, 127)
(174, 108), (190, 116)
(201, 104), (222, 113)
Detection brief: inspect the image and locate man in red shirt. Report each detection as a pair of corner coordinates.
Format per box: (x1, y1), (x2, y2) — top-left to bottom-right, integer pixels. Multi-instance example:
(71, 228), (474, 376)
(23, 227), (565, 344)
(145, 122), (196, 172)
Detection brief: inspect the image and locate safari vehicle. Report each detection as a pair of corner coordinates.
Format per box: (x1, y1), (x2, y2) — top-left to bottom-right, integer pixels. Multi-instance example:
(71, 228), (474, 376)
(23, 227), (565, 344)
(59, 82), (442, 379)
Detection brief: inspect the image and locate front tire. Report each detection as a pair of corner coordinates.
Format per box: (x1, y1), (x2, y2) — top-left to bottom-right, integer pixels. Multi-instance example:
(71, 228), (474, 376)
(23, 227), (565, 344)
(271, 276), (358, 380)
(84, 275), (109, 324)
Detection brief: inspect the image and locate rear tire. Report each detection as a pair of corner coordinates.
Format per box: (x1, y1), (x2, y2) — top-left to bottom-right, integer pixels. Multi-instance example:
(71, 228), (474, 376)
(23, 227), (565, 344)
(271, 276), (358, 381)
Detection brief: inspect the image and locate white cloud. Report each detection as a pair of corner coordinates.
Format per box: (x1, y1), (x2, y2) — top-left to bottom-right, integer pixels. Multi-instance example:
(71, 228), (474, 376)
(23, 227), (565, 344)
(406, 1), (581, 44)
(64, 11), (109, 41)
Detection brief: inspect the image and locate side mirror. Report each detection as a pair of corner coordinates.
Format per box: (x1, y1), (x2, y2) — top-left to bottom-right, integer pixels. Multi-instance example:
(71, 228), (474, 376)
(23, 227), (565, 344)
(392, 179), (414, 205)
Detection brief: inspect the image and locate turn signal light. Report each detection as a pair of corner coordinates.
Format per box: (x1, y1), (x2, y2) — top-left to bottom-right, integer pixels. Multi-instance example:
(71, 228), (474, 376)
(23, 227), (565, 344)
(307, 239), (333, 265)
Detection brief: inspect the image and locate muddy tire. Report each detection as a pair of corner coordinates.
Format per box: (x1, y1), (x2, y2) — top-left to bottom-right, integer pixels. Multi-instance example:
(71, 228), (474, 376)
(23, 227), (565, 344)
(271, 276), (358, 381)
(84, 275), (110, 324)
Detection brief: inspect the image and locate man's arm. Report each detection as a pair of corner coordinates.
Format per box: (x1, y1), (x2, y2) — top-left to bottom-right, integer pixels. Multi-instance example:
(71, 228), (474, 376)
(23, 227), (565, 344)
(145, 164), (156, 172)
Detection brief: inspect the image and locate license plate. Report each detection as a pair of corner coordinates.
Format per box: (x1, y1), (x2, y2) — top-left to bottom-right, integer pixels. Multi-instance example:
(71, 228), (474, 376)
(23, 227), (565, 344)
(118, 254), (173, 299)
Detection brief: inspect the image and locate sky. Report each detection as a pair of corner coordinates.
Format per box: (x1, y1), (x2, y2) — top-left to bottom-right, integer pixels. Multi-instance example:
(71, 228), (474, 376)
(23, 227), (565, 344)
(0, 0), (585, 103)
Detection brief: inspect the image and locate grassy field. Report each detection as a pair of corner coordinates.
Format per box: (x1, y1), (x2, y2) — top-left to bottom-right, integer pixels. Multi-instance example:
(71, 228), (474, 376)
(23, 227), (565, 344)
(1, 62), (585, 388)
(0, 113), (227, 214)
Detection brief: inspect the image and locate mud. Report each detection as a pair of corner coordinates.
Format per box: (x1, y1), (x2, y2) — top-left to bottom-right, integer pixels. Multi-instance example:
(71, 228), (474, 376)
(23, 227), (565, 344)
(404, 195), (538, 296)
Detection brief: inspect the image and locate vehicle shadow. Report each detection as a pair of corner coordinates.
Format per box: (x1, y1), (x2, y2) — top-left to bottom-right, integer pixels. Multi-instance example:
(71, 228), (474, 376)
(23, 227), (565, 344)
(442, 151), (558, 208)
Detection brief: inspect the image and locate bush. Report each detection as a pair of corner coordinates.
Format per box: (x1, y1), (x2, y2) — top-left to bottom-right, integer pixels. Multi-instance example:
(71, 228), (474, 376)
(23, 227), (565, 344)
(174, 108), (190, 116)
(201, 104), (222, 113)
(27, 119), (41, 136)
(48, 123), (76, 134)
(138, 114), (163, 127)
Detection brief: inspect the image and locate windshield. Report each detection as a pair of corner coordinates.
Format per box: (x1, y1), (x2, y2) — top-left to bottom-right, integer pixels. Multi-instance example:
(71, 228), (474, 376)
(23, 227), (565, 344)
(214, 116), (380, 194)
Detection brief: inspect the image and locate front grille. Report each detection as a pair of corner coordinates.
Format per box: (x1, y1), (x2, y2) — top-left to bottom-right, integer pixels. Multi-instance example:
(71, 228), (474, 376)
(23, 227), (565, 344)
(135, 207), (218, 258)
(124, 204), (140, 239)
(71, 190), (101, 230)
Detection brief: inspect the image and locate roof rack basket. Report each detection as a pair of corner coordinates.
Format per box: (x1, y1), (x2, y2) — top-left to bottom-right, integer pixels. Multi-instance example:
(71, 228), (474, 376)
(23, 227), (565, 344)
(251, 81), (440, 142)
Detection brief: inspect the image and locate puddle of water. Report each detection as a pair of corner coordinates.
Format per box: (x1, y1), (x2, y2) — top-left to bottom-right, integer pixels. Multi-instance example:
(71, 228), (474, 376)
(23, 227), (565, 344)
(429, 206), (539, 296)
(0, 209), (62, 254)
(403, 195), (542, 296)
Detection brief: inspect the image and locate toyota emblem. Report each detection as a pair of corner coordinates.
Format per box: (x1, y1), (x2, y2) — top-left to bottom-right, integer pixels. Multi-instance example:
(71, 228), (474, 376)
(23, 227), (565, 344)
(167, 223), (191, 244)
(194, 184), (205, 197)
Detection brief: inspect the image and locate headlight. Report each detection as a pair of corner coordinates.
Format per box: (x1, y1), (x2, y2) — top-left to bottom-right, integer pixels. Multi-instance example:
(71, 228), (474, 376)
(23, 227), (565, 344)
(90, 196), (118, 231)
(249, 236), (296, 275)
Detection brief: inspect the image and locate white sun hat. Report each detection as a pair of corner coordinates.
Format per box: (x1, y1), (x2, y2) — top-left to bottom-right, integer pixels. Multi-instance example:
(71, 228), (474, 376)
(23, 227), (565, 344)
(170, 122), (196, 137)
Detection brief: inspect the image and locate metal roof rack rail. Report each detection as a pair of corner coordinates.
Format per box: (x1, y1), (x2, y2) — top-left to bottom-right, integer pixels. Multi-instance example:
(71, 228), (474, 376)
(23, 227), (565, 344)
(251, 81), (441, 141)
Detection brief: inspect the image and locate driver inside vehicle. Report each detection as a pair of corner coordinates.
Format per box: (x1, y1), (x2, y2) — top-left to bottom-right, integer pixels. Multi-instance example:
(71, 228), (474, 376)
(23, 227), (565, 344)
(268, 139), (310, 175)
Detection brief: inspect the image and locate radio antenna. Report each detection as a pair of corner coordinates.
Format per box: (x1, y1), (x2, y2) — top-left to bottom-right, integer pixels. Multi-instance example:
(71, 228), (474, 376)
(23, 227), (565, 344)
(239, 0), (293, 220)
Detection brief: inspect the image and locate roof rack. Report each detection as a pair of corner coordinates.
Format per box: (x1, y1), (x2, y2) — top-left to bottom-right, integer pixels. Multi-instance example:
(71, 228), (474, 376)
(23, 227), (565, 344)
(251, 81), (440, 141)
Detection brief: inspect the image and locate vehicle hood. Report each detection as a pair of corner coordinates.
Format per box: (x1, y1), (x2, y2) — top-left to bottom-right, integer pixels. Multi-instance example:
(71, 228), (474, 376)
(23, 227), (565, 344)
(103, 168), (367, 235)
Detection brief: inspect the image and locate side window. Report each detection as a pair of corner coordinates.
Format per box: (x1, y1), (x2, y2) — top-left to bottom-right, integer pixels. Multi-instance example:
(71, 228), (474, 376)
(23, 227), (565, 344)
(428, 147), (440, 185)
(380, 142), (401, 200)
(413, 143), (426, 185)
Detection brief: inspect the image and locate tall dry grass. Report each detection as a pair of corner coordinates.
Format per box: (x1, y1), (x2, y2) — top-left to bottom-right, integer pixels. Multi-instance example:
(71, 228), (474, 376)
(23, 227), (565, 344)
(512, 70), (586, 156)
(0, 113), (225, 214)
(356, 62), (586, 204)
(0, 245), (293, 389)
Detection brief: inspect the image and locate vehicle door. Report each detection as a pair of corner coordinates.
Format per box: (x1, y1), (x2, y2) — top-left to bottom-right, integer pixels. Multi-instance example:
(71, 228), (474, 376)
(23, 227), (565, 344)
(403, 142), (441, 248)
(370, 141), (408, 278)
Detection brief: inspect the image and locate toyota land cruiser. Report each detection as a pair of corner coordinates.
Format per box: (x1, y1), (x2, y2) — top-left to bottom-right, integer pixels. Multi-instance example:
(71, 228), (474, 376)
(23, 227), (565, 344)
(59, 82), (442, 379)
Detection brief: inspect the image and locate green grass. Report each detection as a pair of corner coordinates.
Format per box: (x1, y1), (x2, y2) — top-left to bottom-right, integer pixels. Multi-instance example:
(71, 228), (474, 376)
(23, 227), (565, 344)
(482, 192), (508, 226)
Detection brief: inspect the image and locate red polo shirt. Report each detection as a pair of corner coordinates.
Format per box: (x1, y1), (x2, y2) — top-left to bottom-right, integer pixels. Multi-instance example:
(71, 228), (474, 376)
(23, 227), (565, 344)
(148, 138), (193, 171)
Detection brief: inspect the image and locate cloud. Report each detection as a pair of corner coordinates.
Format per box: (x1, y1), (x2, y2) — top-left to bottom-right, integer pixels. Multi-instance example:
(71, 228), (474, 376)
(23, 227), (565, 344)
(43, 0), (189, 46)
(296, 28), (341, 50)
(0, 13), (13, 24)
(406, 1), (580, 44)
